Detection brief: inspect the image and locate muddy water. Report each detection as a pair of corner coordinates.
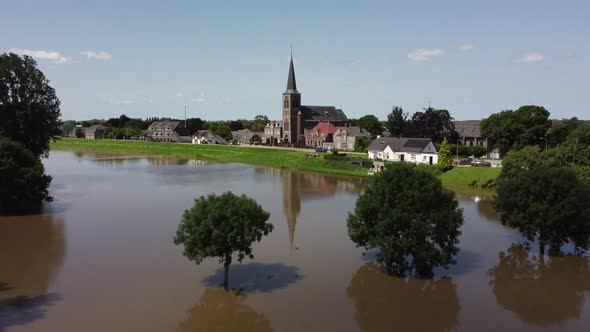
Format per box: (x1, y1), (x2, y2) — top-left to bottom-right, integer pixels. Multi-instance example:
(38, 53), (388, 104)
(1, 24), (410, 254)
(1, 151), (589, 332)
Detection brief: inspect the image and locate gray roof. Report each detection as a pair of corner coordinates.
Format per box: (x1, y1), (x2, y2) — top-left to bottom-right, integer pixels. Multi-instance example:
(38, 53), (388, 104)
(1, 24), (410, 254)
(86, 125), (106, 133)
(368, 137), (433, 153)
(300, 106), (348, 122)
(454, 120), (482, 138)
(334, 126), (371, 138)
(286, 57), (298, 93)
(231, 129), (251, 141)
(147, 121), (181, 131)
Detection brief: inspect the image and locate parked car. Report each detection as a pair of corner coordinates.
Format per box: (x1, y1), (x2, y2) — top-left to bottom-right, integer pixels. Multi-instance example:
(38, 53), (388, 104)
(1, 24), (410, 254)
(315, 147), (328, 153)
(471, 159), (492, 167)
(455, 157), (473, 166)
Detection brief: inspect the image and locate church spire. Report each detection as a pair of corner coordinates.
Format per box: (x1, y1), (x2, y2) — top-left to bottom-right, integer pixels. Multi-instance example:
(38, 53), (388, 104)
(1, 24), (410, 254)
(286, 47), (297, 93)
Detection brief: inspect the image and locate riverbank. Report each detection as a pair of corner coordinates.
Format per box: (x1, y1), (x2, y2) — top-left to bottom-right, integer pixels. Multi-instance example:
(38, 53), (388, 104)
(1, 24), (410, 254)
(51, 139), (501, 195)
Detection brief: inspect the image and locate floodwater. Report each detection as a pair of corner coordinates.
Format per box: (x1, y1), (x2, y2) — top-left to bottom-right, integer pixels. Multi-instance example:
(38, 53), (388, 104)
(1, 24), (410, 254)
(1, 151), (589, 332)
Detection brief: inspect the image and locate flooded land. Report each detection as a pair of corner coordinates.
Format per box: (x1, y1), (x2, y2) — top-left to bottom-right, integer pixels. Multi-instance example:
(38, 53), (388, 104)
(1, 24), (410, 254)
(1, 151), (589, 332)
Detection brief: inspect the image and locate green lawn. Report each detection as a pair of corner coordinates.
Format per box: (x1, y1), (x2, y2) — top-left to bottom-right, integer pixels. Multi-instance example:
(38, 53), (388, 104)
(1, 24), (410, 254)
(440, 166), (501, 196)
(51, 139), (372, 177)
(52, 138), (501, 195)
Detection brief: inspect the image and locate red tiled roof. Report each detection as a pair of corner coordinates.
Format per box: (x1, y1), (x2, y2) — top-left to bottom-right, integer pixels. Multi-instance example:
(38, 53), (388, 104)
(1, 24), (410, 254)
(305, 122), (345, 139)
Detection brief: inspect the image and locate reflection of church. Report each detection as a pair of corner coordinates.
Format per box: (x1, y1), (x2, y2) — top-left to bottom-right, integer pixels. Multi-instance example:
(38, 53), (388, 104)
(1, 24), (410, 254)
(275, 170), (364, 250)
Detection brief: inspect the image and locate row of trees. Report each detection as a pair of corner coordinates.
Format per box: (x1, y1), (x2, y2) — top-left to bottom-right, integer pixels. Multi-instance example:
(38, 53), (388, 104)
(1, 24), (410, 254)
(0, 53), (61, 214)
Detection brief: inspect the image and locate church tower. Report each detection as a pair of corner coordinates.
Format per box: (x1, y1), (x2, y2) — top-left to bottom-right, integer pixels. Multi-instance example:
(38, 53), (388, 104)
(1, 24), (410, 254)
(282, 54), (301, 145)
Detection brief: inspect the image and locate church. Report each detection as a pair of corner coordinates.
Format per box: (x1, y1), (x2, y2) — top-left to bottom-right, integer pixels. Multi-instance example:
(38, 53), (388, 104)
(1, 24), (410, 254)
(281, 55), (350, 146)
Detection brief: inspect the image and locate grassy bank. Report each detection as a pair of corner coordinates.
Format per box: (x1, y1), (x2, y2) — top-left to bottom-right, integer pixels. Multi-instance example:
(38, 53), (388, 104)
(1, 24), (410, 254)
(51, 139), (372, 177)
(52, 138), (501, 195)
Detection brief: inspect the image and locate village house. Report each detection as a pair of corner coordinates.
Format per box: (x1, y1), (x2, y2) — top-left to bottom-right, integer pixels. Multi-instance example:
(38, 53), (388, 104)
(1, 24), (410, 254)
(145, 121), (189, 142)
(368, 137), (438, 165)
(454, 120), (500, 158)
(68, 125), (86, 138)
(84, 125), (106, 139)
(192, 130), (228, 145)
(332, 127), (371, 151)
(263, 120), (283, 145)
(305, 122), (342, 148)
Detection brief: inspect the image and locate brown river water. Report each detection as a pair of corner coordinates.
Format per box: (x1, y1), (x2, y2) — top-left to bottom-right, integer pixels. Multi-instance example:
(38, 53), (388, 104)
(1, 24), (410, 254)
(1, 151), (589, 331)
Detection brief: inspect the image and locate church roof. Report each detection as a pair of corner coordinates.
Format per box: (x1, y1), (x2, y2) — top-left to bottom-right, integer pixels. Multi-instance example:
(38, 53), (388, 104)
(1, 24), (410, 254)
(286, 57), (298, 93)
(300, 105), (348, 122)
(454, 120), (482, 138)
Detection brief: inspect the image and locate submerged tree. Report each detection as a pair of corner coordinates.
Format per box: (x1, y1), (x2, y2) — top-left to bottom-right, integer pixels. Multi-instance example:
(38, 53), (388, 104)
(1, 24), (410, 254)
(0, 53), (61, 158)
(0, 138), (52, 213)
(495, 167), (590, 255)
(174, 192), (273, 290)
(347, 163), (463, 277)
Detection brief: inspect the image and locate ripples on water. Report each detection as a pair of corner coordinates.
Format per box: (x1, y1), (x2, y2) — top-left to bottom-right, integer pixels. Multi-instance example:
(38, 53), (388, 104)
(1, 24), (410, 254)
(0, 151), (589, 332)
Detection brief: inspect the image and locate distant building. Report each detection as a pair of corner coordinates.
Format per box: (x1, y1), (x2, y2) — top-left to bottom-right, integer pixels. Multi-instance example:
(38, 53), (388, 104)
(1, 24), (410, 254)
(368, 137), (438, 165)
(68, 125), (86, 138)
(263, 120), (283, 145)
(59, 125), (74, 137)
(305, 122), (343, 148)
(145, 121), (189, 142)
(454, 120), (500, 158)
(281, 55), (349, 146)
(84, 125), (106, 140)
(332, 127), (371, 151)
(192, 130), (227, 145)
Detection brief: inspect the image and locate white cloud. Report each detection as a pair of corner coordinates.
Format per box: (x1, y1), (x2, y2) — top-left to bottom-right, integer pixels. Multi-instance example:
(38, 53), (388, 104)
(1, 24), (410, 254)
(459, 43), (476, 51)
(80, 50), (112, 61)
(407, 49), (445, 62)
(176, 92), (184, 97)
(9, 48), (68, 63)
(191, 92), (206, 104)
(109, 99), (134, 105)
(514, 52), (545, 63)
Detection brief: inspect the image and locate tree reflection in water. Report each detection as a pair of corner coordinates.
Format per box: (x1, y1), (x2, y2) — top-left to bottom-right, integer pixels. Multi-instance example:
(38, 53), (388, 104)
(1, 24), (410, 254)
(347, 263), (459, 332)
(176, 288), (272, 332)
(488, 244), (590, 326)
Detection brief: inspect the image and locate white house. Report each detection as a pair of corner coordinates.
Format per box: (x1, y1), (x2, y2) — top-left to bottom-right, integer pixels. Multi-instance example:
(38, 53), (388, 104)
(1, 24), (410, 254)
(192, 130), (228, 145)
(367, 137), (438, 165)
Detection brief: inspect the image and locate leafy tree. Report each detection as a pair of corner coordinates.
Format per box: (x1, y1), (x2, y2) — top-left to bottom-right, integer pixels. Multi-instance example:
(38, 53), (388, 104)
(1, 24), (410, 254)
(437, 137), (453, 171)
(500, 145), (544, 179)
(357, 115), (383, 137)
(0, 53), (62, 157)
(481, 105), (550, 154)
(174, 192), (273, 290)
(410, 107), (455, 143)
(75, 128), (85, 138)
(229, 120), (244, 131)
(246, 115), (269, 132)
(495, 167), (590, 255)
(386, 106), (408, 137)
(0, 138), (52, 214)
(549, 117), (582, 147)
(354, 137), (369, 152)
(212, 123), (233, 142)
(565, 123), (590, 147)
(347, 163), (463, 277)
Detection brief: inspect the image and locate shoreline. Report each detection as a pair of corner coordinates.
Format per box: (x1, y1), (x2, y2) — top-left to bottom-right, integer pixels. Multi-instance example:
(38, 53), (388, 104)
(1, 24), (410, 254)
(51, 138), (500, 196)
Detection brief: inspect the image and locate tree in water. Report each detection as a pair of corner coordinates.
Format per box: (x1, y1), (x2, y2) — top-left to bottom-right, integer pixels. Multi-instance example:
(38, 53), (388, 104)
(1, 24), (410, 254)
(495, 167), (590, 255)
(347, 263), (459, 332)
(174, 192), (273, 290)
(488, 244), (590, 326)
(347, 163), (463, 277)
(0, 138), (53, 213)
(437, 137), (453, 171)
(0, 53), (61, 158)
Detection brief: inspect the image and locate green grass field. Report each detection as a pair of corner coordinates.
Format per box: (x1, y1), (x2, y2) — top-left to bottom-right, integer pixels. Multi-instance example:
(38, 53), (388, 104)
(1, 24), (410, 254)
(52, 138), (501, 195)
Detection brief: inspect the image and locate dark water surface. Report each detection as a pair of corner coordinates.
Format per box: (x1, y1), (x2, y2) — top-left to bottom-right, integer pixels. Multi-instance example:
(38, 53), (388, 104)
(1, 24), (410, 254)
(1, 151), (589, 331)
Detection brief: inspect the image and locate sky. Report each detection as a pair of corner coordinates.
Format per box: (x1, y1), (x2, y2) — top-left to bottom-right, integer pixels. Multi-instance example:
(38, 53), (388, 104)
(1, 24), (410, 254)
(1, 0), (589, 121)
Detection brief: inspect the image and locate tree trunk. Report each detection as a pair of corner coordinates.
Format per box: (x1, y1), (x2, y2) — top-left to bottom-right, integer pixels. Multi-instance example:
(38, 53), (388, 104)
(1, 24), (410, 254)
(223, 256), (232, 291)
(539, 242), (546, 256)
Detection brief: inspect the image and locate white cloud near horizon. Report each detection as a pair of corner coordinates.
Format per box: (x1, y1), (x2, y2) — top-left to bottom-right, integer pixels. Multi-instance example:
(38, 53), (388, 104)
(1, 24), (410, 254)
(459, 43), (476, 51)
(80, 50), (112, 60)
(407, 49), (445, 62)
(191, 91), (206, 104)
(514, 52), (545, 63)
(9, 48), (68, 63)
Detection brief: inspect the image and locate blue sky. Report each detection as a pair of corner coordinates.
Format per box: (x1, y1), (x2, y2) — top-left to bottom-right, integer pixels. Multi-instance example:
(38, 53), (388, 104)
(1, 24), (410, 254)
(1, 0), (589, 121)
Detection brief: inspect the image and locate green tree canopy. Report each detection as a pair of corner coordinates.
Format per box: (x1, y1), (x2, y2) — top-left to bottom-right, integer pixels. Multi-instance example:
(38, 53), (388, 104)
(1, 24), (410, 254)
(0, 53), (62, 157)
(495, 167), (590, 255)
(174, 192), (273, 290)
(409, 108), (456, 143)
(437, 137), (453, 171)
(385, 106), (408, 137)
(357, 115), (383, 137)
(549, 117), (582, 147)
(0, 138), (52, 214)
(347, 163), (463, 277)
(481, 105), (550, 154)
(565, 123), (590, 147)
